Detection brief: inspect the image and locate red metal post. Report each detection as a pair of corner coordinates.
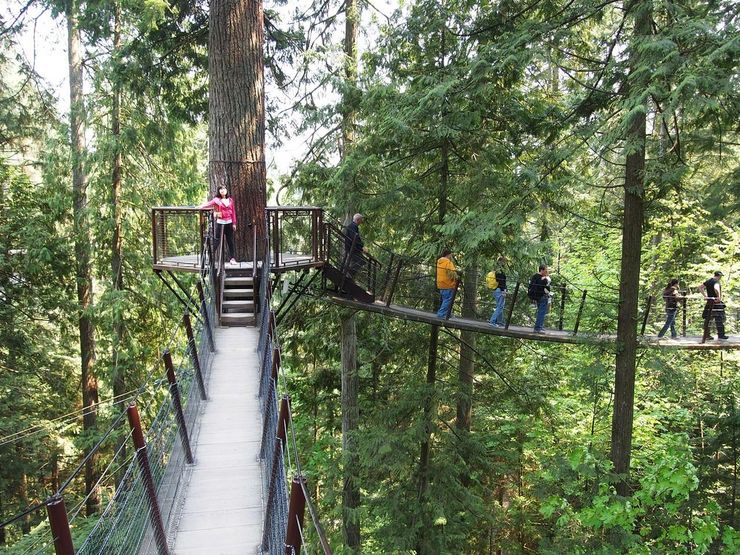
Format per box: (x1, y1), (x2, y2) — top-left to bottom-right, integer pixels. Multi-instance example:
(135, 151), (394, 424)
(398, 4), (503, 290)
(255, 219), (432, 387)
(183, 312), (207, 400)
(46, 495), (74, 555)
(277, 395), (290, 445)
(271, 347), (281, 382)
(152, 209), (158, 265)
(127, 404), (170, 555)
(285, 475), (307, 555)
(163, 350), (194, 464)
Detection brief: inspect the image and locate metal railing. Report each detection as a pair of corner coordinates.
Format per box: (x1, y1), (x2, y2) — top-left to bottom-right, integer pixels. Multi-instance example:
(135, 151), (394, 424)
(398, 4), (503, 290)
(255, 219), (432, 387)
(257, 229), (333, 555)
(266, 207), (324, 272)
(322, 221), (381, 301)
(152, 207), (210, 271)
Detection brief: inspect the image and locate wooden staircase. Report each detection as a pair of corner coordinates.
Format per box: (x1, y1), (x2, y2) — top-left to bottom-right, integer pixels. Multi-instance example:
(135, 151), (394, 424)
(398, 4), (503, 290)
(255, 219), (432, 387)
(220, 267), (256, 326)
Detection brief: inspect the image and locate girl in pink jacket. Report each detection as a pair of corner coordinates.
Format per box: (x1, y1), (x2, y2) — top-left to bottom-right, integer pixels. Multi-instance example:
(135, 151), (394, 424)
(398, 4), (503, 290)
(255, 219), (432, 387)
(200, 186), (237, 264)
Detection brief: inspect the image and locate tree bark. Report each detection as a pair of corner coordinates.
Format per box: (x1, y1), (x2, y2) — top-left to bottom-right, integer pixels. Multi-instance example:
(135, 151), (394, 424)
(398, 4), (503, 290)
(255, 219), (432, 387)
(208, 0), (266, 259)
(610, 0), (651, 497)
(340, 3), (362, 550)
(341, 311), (361, 550)
(456, 262), (477, 434)
(67, 0), (99, 515)
(111, 2), (127, 484)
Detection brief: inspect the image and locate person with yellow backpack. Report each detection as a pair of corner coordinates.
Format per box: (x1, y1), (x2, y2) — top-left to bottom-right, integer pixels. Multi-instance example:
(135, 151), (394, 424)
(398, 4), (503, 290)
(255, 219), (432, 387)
(487, 259), (507, 327)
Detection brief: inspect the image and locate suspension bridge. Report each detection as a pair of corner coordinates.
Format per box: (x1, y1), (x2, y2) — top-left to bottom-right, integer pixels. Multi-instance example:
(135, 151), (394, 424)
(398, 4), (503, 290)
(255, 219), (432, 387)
(2, 205), (737, 555)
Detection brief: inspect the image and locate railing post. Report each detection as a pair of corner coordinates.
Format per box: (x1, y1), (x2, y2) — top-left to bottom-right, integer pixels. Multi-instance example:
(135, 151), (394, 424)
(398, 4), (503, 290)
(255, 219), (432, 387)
(285, 475), (307, 555)
(573, 290), (587, 335)
(127, 403), (170, 555)
(196, 281), (216, 353)
(163, 350), (194, 464)
(183, 312), (207, 400)
(381, 253), (395, 301)
(681, 292), (687, 337)
(277, 395), (290, 445)
(151, 209), (158, 265)
(46, 495), (74, 555)
(386, 261), (403, 308)
(273, 210), (281, 269)
(640, 295), (653, 336)
(446, 279), (461, 320)
(702, 298), (714, 344)
(558, 285), (567, 331)
(504, 282), (520, 329)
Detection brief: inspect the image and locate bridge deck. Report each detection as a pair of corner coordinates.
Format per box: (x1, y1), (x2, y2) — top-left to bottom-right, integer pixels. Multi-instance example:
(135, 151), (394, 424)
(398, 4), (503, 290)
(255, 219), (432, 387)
(172, 326), (264, 554)
(328, 295), (740, 350)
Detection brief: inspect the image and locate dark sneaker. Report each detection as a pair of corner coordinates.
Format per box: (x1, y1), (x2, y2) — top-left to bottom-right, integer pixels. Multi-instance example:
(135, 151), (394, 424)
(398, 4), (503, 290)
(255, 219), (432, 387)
(705, 336), (714, 340)
(719, 335), (729, 339)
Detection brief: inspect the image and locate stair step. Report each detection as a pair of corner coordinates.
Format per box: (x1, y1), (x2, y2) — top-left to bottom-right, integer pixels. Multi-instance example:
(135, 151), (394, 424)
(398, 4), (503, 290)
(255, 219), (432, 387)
(224, 276), (254, 286)
(223, 288), (254, 298)
(222, 300), (255, 312)
(220, 313), (255, 326)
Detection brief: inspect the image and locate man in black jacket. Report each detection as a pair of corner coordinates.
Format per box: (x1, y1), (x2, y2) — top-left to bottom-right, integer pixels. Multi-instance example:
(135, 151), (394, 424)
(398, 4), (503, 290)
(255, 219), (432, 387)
(344, 214), (365, 278)
(699, 270), (728, 340)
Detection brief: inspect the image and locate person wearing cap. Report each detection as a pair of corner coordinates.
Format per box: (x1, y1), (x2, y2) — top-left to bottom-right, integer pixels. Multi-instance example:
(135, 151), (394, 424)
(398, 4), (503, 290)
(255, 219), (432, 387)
(699, 271), (729, 340)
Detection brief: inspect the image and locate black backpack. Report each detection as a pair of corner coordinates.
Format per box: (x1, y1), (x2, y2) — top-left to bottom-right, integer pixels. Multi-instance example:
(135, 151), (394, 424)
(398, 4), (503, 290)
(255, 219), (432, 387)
(527, 274), (541, 301)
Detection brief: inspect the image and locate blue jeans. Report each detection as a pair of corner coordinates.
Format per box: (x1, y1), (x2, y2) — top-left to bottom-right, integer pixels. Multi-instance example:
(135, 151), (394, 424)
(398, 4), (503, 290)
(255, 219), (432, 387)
(534, 296), (548, 331)
(658, 308), (677, 337)
(437, 289), (454, 319)
(490, 288), (505, 325)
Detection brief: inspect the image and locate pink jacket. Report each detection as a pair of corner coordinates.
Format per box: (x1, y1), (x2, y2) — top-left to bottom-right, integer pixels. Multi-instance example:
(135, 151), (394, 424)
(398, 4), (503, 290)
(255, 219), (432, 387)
(200, 197), (237, 225)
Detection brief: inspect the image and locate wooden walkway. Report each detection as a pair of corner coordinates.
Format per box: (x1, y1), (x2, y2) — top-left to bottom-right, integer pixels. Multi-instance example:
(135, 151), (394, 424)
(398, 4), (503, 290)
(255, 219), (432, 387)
(329, 295), (740, 350)
(171, 326), (264, 554)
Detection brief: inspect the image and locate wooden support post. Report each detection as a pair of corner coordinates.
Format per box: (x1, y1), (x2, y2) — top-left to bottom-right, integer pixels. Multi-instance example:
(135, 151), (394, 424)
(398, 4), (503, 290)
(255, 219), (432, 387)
(285, 475), (307, 555)
(163, 350), (194, 464)
(183, 311), (207, 400)
(640, 295), (653, 336)
(505, 282), (520, 329)
(46, 495), (74, 555)
(558, 285), (567, 331)
(573, 290), (587, 335)
(127, 404), (170, 555)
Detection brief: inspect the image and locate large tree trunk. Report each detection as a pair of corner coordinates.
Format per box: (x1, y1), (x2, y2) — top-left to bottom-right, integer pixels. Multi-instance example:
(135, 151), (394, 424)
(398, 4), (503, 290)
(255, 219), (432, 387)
(209, 0), (266, 259)
(67, 0), (99, 516)
(456, 262), (477, 434)
(416, 324), (439, 555)
(341, 311), (361, 550)
(610, 0), (651, 497)
(340, 2), (362, 551)
(111, 2), (127, 483)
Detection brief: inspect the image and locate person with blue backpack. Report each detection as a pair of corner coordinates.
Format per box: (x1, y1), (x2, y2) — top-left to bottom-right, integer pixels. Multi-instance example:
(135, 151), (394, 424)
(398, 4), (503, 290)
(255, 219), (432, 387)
(528, 264), (552, 333)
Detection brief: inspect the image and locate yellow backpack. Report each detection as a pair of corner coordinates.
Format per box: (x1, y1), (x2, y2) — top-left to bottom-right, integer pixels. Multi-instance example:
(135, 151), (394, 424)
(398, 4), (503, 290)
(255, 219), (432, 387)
(486, 271), (498, 290)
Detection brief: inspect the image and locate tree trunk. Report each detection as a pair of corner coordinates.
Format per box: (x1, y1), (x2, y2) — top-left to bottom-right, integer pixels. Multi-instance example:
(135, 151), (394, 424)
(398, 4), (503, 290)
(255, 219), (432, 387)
(209, 0), (266, 259)
(610, 0), (651, 497)
(456, 262), (477, 435)
(341, 311), (361, 550)
(416, 324), (439, 555)
(67, 0), (99, 515)
(340, 2), (362, 550)
(110, 2), (127, 485)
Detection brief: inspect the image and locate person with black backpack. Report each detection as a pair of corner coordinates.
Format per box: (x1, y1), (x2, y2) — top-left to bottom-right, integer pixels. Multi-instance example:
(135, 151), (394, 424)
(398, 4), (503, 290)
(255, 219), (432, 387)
(528, 264), (551, 333)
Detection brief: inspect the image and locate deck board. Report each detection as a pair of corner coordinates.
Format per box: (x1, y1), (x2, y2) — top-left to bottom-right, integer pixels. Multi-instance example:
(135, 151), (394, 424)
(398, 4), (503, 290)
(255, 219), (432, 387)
(171, 326), (264, 555)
